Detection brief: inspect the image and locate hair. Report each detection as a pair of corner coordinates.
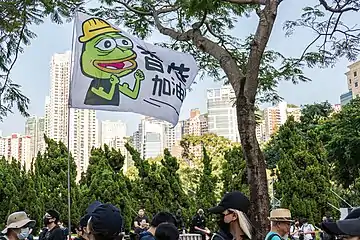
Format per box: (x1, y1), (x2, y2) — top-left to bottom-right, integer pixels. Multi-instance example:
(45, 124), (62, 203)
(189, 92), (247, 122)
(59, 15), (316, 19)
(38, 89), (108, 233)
(151, 212), (176, 227)
(230, 209), (253, 239)
(155, 223), (179, 240)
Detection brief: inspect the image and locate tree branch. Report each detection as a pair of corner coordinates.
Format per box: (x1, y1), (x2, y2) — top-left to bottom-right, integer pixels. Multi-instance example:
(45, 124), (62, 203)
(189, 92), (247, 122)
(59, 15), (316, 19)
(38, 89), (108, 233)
(0, 9), (27, 96)
(222, 0), (266, 4)
(319, 0), (359, 13)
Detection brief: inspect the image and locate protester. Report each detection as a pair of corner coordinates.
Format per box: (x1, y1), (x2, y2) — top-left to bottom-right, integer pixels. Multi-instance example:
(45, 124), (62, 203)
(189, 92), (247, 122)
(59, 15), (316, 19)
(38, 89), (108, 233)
(209, 191), (253, 240)
(155, 223), (179, 240)
(74, 215), (91, 240)
(39, 210), (64, 240)
(134, 210), (149, 231)
(300, 218), (315, 240)
(265, 208), (293, 240)
(322, 208), (360, 240)
(190, 209), (208, 240)
(174, 210), (185, 234)
(290, 220), (300, 240)
(139, 212), (176, 240)
(83, 201), (123, 240)
(0, 211), (36, 240)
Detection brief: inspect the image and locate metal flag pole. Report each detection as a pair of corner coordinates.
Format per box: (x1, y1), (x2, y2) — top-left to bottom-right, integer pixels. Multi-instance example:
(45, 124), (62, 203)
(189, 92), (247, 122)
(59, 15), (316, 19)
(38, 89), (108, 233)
(67, 10), (78, 240)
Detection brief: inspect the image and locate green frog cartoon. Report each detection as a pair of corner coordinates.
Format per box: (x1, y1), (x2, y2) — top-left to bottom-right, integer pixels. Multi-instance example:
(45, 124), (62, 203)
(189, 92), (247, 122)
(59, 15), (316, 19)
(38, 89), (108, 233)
(78, 18), (145, 106)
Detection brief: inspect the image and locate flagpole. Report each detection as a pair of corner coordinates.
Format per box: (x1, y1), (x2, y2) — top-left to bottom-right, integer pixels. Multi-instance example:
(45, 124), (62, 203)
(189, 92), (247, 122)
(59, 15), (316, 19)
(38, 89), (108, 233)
(67, 10), (78, 240)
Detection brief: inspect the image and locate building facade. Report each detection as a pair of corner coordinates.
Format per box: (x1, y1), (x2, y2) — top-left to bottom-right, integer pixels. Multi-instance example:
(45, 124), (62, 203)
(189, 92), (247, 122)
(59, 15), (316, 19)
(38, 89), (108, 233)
(0, 134), (32, 170)
(46, 51), (97, 180)
(25, 116), (46, 159)
(207, 86), (240, 142)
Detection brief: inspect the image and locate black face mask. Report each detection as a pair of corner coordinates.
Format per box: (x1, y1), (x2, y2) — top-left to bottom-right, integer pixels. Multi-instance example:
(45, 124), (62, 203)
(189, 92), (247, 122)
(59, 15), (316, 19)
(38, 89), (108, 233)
(43, 218), (52, 226)
(217, 214), (232, 238)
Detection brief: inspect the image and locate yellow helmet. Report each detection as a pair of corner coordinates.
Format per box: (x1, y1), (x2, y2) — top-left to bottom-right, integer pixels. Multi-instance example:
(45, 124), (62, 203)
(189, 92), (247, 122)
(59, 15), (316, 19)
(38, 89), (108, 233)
(79, 18), (119, 43)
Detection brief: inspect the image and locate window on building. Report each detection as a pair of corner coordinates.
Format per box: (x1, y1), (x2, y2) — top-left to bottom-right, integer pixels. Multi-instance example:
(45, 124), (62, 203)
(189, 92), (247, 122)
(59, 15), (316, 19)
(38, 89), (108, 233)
(349, 79), (352, 84)
(354, 71), (357, 77)
(355, 82), (358, 88)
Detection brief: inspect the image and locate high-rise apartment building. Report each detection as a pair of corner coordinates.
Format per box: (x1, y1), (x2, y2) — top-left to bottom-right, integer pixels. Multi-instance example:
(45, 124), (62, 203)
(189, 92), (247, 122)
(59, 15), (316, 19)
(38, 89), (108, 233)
(207, 86), (240, 142)
(341, 61), (360, 105)
(100, 120), (132, 170)
(183, 109), (208, 136)
(0, 134), (32, 170)
(25, 116), (46, 159)
(48, 51), (71, 144)
(263, 102), (301, 141)
(135, 117), (166, 159)
(47, 51), (97, 180)
(44, 96), (51, 136)
(68, 109), (97, 179)
(346, 61), (360, 98)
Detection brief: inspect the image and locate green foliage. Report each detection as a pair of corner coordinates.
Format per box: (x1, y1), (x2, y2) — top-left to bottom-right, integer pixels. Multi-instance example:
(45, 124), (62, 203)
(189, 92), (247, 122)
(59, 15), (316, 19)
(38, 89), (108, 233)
(0, 0), (84, 120)
(222, 146), (248, 196)
(268, 117), (335, 224)
(325, 98), (360, 188)
(33, 136), (80, 231)
(196, 146), (217, 211)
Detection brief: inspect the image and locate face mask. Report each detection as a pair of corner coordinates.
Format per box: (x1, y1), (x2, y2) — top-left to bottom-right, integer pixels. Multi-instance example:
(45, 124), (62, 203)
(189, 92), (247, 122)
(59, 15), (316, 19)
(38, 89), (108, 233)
(17, 227), (30, 240)
(43, 218), (52, 225)
(282, 234), (288, 240)
(217, 215), (232, 238)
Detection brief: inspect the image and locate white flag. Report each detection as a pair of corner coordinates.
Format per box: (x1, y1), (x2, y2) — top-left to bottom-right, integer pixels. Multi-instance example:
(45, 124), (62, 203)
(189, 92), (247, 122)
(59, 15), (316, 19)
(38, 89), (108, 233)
(69, 12), (198, 125)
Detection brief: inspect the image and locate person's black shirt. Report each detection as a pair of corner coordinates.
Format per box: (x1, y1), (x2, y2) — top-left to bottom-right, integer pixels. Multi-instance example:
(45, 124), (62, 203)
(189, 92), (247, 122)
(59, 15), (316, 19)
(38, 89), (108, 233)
(175, 215), (185, 231)
(134, 216), (149, 230)
(211, 230), (232, 240)
(190, 214), (206, 232)
(39, 226), (65, 240)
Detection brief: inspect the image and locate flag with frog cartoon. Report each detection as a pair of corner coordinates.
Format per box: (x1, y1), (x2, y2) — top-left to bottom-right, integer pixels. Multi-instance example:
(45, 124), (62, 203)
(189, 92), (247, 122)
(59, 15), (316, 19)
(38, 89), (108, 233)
(69, 12), (198, 125)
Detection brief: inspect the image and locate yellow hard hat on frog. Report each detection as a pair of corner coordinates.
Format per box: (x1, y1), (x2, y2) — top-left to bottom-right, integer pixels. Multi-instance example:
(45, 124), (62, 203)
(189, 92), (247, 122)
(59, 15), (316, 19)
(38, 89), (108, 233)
(79, 18), (119, 43)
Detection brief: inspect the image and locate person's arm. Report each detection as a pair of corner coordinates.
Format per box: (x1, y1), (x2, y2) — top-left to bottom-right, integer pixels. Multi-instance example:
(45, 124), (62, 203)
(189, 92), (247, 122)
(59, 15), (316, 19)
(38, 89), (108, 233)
(134, 218), (140, 228)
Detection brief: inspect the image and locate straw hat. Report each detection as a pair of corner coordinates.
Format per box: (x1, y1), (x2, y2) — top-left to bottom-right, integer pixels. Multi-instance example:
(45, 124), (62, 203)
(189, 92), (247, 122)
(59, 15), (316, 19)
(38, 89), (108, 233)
(269, 208), (293, 222)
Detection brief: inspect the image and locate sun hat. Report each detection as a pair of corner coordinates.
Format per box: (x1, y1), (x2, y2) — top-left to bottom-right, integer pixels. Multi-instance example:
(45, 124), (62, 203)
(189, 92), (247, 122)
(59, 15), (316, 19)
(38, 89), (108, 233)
(268, 208), (294, 222)
(1, 211), (36, 234)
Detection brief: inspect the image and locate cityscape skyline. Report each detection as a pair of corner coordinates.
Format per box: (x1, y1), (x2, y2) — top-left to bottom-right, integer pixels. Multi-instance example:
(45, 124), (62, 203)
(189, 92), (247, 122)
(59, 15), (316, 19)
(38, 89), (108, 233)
(0, 0), (353, 137)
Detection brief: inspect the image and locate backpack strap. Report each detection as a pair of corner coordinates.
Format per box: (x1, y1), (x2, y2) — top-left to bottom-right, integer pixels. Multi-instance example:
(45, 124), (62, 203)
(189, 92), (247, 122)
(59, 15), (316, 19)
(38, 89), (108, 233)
(211, 233), (226, 240)
(267, 233), (282, 240)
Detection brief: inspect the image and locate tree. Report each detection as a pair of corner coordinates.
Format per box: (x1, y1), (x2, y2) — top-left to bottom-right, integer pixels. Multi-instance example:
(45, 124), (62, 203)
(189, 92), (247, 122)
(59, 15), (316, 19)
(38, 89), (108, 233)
(33, 136), (80, 229)
(79, 145), (135, 231)
(180, 134), (236, 195)
(325, 98), (360, 188)
(86, 1), (360, 236)
(269, 117), (335, 224)
(0, 0), (83, 119)
(196, 146), (217, 213)
(300, 102), (333, 127)
(222, 146), (249, 195)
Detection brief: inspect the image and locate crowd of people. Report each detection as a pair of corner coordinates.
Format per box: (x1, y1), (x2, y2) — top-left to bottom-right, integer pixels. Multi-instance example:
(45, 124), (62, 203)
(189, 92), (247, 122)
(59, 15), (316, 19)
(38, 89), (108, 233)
(0, 191), (359, 240)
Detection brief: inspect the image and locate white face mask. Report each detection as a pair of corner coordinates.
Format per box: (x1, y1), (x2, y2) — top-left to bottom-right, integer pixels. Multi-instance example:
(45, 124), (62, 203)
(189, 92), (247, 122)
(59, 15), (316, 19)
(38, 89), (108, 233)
(17, 227), (30, 240)
(282, 234), (288, 240)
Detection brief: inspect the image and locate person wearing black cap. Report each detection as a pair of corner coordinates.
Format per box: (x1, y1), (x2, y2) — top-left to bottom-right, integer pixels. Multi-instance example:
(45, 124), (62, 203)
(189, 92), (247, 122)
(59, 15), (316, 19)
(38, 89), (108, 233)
(322, 208), (360, 240)
(74, 215), (91, 240)
(139, 212), (177, 240)
(155, 223), (179, 240)
(84, 202), (123, 240)
(39, 210), (64, 240)
(209, 191), (253, 240)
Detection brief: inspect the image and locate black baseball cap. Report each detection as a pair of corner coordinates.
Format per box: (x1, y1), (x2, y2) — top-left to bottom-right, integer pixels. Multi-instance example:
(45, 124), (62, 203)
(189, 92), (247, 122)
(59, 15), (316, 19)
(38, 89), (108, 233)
(322, 208), (360, 236)
(209, 191), (250, 214)
(46, 210), (60, 221)
(83, 201), (123, 236)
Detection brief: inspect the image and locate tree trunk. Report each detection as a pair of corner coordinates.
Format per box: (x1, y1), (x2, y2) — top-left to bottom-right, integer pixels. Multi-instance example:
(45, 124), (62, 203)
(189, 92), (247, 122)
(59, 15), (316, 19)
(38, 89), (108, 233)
(236, 97), (270, 239)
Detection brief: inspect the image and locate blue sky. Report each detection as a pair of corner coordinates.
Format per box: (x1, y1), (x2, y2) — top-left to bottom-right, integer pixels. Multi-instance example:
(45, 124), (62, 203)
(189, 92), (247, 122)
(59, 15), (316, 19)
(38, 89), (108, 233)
(0, 0), (355, 136)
